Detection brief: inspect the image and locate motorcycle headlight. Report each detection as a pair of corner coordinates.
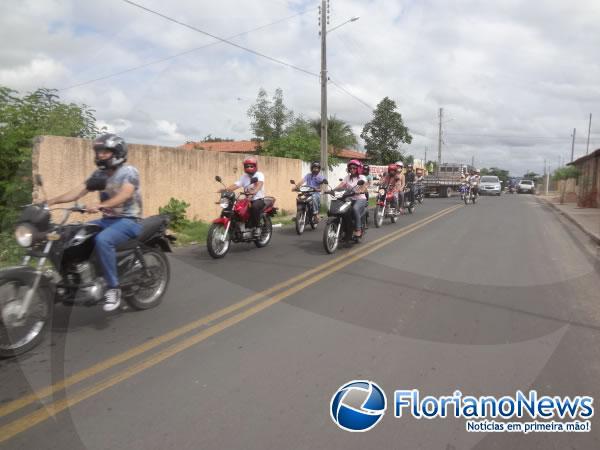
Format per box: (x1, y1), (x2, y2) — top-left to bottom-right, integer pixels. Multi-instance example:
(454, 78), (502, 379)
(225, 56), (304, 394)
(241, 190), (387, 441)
(379, 189), (386, 195)
(15, 224), (34, 247)
(220, 199), (230, 209)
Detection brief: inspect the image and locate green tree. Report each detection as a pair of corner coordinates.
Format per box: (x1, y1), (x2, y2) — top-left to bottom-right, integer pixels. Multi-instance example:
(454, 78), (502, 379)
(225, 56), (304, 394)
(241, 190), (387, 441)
(360, 97), (412, 164)
(0, 86), (98, 230)
(247, 88), (293, 144)
(480, 167), (510, 184)
(309, 115), (358, 151)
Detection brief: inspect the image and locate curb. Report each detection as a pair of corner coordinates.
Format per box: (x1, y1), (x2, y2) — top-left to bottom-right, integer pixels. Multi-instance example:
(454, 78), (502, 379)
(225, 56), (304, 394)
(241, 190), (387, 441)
(537, 197), (600, 245)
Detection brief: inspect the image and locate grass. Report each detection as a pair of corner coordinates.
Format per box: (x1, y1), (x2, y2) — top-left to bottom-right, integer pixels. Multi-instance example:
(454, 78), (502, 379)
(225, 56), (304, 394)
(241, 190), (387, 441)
(169, 220), (211, 246)
(0, 231), (25, 268)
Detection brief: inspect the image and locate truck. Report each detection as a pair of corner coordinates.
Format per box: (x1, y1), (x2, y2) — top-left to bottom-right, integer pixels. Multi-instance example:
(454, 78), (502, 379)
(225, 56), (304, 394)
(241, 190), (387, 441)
(422, 163), (475, 198)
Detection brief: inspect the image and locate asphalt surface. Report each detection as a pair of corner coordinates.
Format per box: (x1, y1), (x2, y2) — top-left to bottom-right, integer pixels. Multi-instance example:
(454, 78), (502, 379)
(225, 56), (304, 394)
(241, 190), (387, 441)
(1, 194), (599, 449)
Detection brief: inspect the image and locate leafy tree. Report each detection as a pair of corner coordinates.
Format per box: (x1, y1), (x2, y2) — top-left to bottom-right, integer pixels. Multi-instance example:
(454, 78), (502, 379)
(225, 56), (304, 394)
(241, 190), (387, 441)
(480, 167), (510, 184)
(202, 134), (233, 142)
(0, 86), (98, 230)
(309, 115), (358, 151)
(247, 88), (293, 144)
(426, 160), (438, 173)
(360, 97), (412, 164)
(262, 118), (338, 168)
(553, 166), (579, 181)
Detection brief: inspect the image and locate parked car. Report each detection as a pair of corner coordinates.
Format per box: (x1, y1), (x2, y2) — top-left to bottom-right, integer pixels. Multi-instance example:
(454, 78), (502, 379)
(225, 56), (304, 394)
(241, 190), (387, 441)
(479, 176), (502, 196)
(517, 179), (536, 194)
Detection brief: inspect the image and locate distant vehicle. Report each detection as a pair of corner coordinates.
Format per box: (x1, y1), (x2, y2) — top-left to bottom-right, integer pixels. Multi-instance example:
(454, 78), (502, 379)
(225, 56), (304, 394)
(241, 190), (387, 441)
(479, 176), (502, 196)
(517, 180), (536, 194)
(422, 163), (475, 198)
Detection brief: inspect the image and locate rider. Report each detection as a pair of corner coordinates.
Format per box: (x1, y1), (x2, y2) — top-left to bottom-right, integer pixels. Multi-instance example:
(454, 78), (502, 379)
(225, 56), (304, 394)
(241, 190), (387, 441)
(294, 161), (325, 223)
(379, 163), (402, 211)
(222, 156), (266, 238)
(396, 161), (406, 213)
(334, 159), (368, 238)
(405, 163), (416, 205)
(362, 164), (372, 228)
(46, 134), (143, 312)
(468, 169), (481, 197)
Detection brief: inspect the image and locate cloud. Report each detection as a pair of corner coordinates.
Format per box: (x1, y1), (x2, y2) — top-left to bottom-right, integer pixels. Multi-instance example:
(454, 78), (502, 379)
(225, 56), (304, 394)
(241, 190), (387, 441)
(0, 0), (598, 176)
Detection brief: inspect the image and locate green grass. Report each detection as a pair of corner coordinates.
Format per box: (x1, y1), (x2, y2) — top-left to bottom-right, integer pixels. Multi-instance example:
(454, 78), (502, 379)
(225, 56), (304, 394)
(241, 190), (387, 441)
(0, 231), (25, 268)
(170, 220), (211, 246)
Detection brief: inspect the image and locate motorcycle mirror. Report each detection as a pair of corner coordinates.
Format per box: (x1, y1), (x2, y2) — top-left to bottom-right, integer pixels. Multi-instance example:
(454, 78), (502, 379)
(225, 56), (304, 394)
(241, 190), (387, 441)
(290, 179), (296, 185)
(215, 175), (222, 183)
(34, 174), (43, 186)
(338, 178), (343, 182)
(321, 179), (328, 185)
(357, 180), (365, 186)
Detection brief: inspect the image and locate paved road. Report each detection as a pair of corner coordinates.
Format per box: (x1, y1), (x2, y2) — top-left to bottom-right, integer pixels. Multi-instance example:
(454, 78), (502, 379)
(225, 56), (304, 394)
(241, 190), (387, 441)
(1, 194), (599, 449)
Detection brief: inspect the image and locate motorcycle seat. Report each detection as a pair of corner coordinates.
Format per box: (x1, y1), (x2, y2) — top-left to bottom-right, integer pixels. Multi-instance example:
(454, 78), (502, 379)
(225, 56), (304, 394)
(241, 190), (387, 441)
(263, 196), (276, 208)
(116, 215), (169, 251)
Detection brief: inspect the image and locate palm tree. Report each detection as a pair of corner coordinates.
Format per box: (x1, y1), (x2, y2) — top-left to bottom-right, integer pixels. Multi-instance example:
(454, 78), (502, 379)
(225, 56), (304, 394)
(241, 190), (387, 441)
(309, 116), (358, 152)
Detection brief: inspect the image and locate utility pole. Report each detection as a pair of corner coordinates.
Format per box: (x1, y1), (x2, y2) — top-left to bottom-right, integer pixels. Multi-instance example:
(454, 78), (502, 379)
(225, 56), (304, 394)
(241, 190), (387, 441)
(544, 159), (549, 195)
(471, 155), (475, 168)
(570, 128), (576, 162)
(319, 0), (329, 197)
(437, 107), (443, 175)
(586, 113), (592, 155)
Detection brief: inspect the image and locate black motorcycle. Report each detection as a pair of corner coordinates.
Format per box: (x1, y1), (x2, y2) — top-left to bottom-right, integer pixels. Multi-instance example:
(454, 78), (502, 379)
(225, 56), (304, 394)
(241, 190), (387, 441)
(290, 179), (326, 235)
(414, 180), (425, 204)
(322, 181), (367, 254)
(0, 180), (174, 357)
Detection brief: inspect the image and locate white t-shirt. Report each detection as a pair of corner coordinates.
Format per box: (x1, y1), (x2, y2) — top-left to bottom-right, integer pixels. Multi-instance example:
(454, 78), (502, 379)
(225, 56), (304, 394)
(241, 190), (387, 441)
(342, 174), (367, 200)
(235, 171), (265, 200)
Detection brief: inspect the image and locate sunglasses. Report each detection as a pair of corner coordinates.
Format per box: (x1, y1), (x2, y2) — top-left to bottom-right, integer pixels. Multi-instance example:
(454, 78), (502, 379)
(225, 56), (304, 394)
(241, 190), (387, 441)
(349, 165), (358, 170)
(244, 164), (256, 168)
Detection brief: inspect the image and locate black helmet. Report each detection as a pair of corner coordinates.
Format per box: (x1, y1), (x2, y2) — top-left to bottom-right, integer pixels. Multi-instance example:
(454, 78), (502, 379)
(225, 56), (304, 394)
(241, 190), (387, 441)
(93, 133), (128, 169)
(362, 164), (370, 174)
(310, 161), (321, 171)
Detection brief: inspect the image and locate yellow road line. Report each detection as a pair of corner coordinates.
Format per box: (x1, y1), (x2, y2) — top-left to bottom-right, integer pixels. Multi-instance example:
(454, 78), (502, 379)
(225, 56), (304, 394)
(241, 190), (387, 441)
(0, 204), (460, 443)
(0, 205), (458, 420)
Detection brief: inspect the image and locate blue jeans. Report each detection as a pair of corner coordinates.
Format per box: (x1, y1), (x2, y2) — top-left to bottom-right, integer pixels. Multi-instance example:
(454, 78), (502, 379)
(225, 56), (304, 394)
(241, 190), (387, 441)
(352, 198), (367, 231)
(310, 192), (321, 214)
(89, 217), (142, 288)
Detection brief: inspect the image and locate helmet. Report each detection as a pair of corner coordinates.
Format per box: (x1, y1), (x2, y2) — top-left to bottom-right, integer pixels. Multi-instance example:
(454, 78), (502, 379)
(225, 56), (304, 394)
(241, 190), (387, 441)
(397, 161), (404, 168)
(243, 156), (258, 175)
(475, 169), (481, 174)
(407, 163), (413, 169)
(362, 164), (370, 175)
(387, 163), (398, 174)
(347, 159), (362, 173)
(93, 134), (127, 169)
(310, 161), (321, 172)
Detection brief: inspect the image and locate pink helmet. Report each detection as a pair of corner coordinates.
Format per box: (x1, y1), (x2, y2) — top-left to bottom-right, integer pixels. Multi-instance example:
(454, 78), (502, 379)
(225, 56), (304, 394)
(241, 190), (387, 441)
(347, 159), (362, 174)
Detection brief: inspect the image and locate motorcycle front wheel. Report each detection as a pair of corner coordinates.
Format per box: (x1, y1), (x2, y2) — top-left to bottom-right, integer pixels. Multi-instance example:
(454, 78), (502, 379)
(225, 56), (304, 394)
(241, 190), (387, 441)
(295, 210), (306, 235)
(0, 274), (52, 357)
(126, 248), (170, 310)
(207, 223), (231, 258)
(323, 220), (339, 254)
(374, 206), (384, 228)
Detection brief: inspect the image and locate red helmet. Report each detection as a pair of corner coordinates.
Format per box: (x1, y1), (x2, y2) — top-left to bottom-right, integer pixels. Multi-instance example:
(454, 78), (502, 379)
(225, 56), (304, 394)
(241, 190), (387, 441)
(347, 159), (362, 173)
(243, 156), (258, 175)
(387, 163), (398, 174)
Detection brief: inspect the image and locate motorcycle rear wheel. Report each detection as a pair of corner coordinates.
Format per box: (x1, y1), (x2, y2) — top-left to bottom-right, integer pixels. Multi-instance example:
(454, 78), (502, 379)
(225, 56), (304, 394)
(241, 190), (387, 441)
(0, 275), (52, 358)
(126, 248), (170, 310)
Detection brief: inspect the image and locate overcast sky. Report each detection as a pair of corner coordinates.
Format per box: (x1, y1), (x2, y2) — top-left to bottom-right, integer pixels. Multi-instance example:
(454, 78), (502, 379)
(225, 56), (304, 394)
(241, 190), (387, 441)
(1, 0), (598, 176)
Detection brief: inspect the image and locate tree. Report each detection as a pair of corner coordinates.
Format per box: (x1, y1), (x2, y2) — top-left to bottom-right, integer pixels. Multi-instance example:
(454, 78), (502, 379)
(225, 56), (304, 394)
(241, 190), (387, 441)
(0, 86), (98, 230)
(309, 115), (357, 151)
(247, 88), (293, 144)
(360, 97), (412, 164)
(202, 134), (233, 142)
(480, 167), (510, 184)
(262, 118), (338, 168)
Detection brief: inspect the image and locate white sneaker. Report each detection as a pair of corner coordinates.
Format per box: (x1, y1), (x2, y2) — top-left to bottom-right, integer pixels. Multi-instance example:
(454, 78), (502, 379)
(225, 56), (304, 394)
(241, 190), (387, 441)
(103, 288), (122, 312)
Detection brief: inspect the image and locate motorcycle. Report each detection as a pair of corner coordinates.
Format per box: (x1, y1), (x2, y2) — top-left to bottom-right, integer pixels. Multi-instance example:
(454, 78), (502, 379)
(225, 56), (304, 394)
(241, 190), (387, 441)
(373, 184), (398, 228)
(0, 177), (174, 357)
(402, 186), (416, 214)
(508, 185), (516, 194)
(464, 183), (478, 205)
(290, 179), (326, 235)
(459, 182), (468, 201)
(322, 181), (367, 254)
(414, 181), (425, 205)
(207, 176), (277, 258)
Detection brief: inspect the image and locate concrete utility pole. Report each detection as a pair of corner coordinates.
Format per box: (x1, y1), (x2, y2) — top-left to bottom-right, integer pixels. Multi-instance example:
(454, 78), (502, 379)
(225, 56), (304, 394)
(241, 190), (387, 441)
(437, 107), (443, 175)
(319, 0), (329, 190)
(586, 113), (592, 155)
(570, 128), (576, 162)
(544, 159), (549, 195)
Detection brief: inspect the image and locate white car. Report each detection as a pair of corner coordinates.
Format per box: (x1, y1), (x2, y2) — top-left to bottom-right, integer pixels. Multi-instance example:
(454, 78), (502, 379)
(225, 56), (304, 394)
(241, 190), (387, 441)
(517, 180), (536, 194)
(479, 176), (502, 196)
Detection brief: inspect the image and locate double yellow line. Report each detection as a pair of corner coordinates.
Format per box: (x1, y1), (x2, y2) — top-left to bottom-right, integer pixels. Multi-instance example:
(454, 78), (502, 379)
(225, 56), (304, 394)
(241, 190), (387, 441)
(0, 204), (460, 443)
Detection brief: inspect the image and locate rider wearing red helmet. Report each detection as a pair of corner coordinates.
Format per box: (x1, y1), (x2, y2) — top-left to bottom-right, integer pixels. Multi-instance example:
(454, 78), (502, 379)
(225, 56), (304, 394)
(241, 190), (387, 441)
(221, 156), (266, 237)
(380, 164), (403, 211)
(333, 159), (368, 238)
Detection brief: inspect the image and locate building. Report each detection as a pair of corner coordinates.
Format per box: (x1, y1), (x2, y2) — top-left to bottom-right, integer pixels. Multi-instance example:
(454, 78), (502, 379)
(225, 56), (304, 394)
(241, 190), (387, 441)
(568, 148), (600, 208)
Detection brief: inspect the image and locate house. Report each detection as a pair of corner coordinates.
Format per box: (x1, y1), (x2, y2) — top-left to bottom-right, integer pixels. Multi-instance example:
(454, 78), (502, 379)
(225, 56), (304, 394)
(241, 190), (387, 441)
(179, 140), (367, 161)
(568, 148), (600, 208)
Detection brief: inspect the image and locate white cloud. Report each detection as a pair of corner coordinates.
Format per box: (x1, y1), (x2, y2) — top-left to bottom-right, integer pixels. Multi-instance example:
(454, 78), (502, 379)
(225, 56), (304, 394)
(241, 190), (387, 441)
(0, 0), (599, 175)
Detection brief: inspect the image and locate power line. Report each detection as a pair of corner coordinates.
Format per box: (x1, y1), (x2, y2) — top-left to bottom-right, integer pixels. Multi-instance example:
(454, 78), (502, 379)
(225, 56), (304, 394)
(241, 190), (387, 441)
(445, 132), (596, 141)
(121, 0), (319, 78)
(59, 7), (317, 91)
(328, 77), (373, 111)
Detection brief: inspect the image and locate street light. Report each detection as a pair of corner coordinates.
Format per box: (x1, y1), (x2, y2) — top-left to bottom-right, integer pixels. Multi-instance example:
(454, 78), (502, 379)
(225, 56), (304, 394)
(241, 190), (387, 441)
(320, 6), (360, 203)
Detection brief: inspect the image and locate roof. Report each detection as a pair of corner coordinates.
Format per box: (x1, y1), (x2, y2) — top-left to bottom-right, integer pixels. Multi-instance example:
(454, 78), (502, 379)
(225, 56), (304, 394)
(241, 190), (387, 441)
(334, 149), (368, 160)
(180, 140), (258, 153)
(568, 148), (600, 166)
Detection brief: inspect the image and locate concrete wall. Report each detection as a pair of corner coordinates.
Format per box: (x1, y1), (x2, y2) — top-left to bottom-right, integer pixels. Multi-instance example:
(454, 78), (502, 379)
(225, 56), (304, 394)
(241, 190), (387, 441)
(557, 178), (578, 203)
(32, 136), (303, 222)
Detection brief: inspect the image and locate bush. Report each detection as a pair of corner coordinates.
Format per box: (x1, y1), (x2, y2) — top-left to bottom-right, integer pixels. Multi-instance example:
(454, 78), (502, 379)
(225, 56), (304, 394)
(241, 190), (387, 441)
(553, 166), (580, 181)
(158, 198), (190, 230)
(0, 231), (25, 267)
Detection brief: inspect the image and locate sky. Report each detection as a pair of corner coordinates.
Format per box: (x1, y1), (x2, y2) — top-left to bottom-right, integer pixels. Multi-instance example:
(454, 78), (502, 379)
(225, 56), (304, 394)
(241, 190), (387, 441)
(1, 0), (598, 176)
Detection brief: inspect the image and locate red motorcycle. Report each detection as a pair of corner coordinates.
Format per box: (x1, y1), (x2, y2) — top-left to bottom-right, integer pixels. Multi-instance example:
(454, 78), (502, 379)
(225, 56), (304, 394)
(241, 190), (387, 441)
(207, 176), (277, 258)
